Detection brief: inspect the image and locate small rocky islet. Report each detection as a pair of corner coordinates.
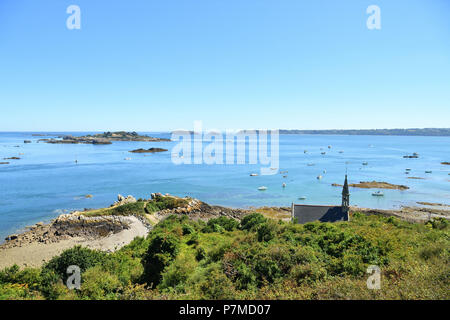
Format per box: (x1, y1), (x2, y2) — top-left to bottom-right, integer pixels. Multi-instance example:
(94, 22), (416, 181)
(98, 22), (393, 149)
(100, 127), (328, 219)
(332, 181), (409, 190)
(129, 147), (168, 153)
(38, 131), (170, 145)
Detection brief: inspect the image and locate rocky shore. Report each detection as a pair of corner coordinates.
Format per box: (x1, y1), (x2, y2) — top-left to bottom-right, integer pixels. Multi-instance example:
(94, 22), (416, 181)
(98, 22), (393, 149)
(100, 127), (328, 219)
(2, 215), (135, 249)
(0, 193), (250, 269)
(350, 201), (450, 223)
(1, 192), (448, 269)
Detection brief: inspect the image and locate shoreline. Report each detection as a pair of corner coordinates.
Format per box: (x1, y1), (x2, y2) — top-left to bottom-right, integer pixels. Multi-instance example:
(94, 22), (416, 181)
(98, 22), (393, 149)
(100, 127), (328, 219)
(1, 194), (449, 270)
(0, 215), (150, 269)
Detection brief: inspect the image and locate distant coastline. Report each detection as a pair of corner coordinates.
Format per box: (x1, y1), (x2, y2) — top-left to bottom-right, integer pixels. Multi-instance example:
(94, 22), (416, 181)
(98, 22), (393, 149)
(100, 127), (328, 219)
(278, 128), (450, 136)
(172, 128), (450, 137)
(2, 128), (450, 137)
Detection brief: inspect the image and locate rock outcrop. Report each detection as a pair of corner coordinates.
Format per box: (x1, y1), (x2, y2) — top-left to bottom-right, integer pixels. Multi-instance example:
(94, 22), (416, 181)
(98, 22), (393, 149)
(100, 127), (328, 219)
(114, 194), (137, 206)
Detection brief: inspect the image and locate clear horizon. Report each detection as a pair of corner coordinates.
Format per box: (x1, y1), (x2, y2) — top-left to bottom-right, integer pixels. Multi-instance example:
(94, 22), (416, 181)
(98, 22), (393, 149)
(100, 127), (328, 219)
(1, 126), (450, 133)
(1, 0), (449, 131)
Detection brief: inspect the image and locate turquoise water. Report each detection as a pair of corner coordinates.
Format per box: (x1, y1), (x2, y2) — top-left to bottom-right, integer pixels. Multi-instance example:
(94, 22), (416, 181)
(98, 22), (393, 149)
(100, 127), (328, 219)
(1, 132), (449, 240)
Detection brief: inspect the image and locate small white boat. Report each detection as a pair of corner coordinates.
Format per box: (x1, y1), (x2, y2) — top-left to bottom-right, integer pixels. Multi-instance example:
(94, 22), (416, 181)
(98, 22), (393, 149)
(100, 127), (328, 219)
(307, 163), (315, 166)
(298, 196), (306, 200)
(304, 150), (308, 153)
(124, 157), (131, 161)
(362, 162), (368, 165)
(317, 175), (322, 180)
(406, 168), (411, 171)
(321, 152), (326, 155)
(323, 169), (327, 174)
(328, 145), (331, 149)
(339, 151), (344, 153)
(258, 186), (267, 191)
(425, 170), (432, 174)
(250, 173), (258, 176)
(372, 191), (384, 197)
(405, 171), (410, 174)
(282, 183), (286, 188)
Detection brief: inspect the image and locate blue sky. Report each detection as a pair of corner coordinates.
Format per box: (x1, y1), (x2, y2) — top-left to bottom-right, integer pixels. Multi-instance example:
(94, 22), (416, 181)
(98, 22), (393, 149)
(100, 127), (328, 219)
(0, 0), (449, 131)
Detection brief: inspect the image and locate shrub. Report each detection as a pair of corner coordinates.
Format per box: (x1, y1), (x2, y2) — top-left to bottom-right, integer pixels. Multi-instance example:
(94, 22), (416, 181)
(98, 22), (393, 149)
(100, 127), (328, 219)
(182, 223), (195, 235)
(0, 265), (42, 291)
(187, 232), (199, 246)
(290, 263), (327, 284)
(240, 213), (267, 231)
(195, 247), (206, 261)
(426, 218), (449, 230)
(111, 201), (146, 216)
(148, 197), (189, 212)
(419, 244), (445, 261)
(159, 255), (197, 292)
(256, 221), (278, 242)
(141, 230), (181, 286)
(0, 283), (42, 300)
(41, 246), (107, 283)
(193, 264), (236, 299)
(203, 216), (239, 233)
(79, 266), (122, 300)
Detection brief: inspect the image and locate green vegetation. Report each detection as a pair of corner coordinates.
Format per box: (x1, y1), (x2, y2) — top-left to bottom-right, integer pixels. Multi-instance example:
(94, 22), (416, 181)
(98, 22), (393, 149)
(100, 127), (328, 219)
(1, 214), (449, 300)
(83, 196), (189, 218)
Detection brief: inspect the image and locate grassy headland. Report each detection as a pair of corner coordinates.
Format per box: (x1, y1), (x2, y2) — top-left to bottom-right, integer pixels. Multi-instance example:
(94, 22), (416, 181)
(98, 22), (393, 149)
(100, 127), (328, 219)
(1, 200), (448, 300)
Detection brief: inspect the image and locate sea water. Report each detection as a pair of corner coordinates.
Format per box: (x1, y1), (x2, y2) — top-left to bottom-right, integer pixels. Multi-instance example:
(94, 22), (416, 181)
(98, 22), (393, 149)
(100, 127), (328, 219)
(0, 132), (449, 240)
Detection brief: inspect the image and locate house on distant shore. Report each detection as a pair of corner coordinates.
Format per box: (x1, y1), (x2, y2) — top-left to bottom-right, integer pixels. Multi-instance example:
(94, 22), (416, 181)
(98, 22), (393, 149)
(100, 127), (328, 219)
(292, 175), (350, 224)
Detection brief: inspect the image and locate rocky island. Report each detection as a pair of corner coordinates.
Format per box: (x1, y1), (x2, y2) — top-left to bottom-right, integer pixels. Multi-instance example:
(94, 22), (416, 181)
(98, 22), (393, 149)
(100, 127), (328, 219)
(39, 131), (170, 145)
(129, 148), (168, 153)
(332, 181), (409, 190)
